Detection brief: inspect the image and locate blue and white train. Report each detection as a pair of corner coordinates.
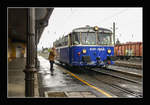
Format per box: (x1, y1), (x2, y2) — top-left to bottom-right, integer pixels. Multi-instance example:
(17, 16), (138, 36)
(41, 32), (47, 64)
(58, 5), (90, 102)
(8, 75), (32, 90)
(53, 26), (114, 68)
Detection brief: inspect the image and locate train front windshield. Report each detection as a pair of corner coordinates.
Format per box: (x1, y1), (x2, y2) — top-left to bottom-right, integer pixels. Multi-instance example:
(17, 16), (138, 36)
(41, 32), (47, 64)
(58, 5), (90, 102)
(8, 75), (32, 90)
(82, 32), (96, 45)
(97, 33), (111, 45)
(72, 32), (112, 45)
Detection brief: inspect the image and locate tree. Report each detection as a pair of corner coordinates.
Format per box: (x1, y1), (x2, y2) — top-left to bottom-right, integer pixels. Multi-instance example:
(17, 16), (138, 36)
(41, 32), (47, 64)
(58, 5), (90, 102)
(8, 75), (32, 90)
(116, 38), (121, 45)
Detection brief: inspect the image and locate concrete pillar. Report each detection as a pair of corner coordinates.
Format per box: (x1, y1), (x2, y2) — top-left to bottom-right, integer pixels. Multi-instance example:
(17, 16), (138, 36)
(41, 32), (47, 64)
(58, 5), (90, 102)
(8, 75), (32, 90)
(23, 8), (36, 97)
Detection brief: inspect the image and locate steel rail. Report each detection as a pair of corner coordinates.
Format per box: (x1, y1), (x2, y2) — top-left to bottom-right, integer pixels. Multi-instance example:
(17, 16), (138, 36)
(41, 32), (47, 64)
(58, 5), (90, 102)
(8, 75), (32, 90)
(90, 68), (142, 97)
(106, 65), (142, 77)
(91, 68), (142, 85)
(93, 76), (143, 98)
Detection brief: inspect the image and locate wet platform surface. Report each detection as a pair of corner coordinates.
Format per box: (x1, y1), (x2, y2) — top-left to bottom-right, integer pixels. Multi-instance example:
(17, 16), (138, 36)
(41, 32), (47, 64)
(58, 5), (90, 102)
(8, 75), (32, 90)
(8, 58), (39, 98)
(8, 58), (26, 98)
(37, 56), (115, 98)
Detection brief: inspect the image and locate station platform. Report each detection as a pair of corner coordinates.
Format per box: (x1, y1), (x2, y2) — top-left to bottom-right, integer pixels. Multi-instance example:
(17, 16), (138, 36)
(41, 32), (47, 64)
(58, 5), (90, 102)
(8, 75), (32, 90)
(8, 58), (26, 98)
(8, 58), (39, 98)
(37, 56), (116, 98)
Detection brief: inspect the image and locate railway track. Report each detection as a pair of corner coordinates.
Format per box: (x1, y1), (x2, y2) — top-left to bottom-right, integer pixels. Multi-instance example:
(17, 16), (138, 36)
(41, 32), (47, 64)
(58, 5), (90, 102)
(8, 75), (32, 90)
(92, 67), (142, 85)
(57, 63), (143, 98)
(107, 65), (142, 77)
(90, 68), (143, 97)
(94, 77), (143, 98)
(39, 56), (143, 97)
(114, 61), (142, 70)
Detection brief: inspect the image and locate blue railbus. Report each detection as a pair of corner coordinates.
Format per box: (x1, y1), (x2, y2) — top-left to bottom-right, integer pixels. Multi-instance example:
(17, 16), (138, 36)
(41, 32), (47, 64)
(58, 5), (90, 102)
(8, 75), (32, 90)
(53, 26), (114, 68)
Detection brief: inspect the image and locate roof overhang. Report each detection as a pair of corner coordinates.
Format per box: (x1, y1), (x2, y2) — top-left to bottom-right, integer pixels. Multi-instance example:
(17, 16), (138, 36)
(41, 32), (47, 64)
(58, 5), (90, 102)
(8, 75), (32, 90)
(8, 8), (54, 43)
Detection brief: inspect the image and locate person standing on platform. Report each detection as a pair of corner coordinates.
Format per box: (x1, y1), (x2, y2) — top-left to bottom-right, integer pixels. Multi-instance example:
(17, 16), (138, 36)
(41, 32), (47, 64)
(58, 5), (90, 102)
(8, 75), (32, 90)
(48, 47), (56, 76)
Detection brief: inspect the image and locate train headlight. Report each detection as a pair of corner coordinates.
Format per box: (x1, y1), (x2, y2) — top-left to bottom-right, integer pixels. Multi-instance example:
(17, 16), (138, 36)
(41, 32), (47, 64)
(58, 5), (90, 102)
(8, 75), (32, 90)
(107, 49), (111, 54)
(94, 26), (99, 31)
(82, 49), (86, 54)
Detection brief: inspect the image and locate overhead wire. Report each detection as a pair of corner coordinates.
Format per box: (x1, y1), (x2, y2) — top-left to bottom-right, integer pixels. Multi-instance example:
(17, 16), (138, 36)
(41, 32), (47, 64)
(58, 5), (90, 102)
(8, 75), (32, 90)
(96, 9), (129, 25)
(61, 8), (78, 36)
(95, 9), (129, 43)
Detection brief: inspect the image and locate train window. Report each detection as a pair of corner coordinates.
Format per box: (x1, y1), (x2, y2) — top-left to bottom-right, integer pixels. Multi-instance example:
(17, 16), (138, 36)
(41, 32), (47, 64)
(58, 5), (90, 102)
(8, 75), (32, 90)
(81, 32), (96, 45)
(69, 34), (72, 46)
(64, 36), (68, 46)
(72, 32), (80, 45)
(62, 37), (65, 46)
(97, 33), (111, 45)
(59, 39), (63, 46)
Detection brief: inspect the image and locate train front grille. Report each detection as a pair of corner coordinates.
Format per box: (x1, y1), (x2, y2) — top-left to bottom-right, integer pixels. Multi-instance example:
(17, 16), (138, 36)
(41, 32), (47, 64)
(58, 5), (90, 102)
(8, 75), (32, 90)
(82, 56), (91, 63)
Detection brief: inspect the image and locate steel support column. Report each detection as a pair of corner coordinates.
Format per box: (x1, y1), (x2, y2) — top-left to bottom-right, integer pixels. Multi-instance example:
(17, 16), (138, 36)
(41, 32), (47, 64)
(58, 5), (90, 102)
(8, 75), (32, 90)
(35, 27), (40, 69)
(23, 8), (36, 97)
(113, 22), (115, 45)
(35, 25), (38, 69)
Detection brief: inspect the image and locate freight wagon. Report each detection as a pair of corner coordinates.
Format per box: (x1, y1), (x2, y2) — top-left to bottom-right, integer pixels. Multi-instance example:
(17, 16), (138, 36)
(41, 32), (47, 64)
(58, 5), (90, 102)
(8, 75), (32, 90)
(114, 42), (142, 60)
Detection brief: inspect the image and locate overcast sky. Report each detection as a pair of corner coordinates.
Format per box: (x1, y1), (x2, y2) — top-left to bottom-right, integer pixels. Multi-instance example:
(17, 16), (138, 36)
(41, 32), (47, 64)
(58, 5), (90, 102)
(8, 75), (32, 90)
(38, 7), (142, 50)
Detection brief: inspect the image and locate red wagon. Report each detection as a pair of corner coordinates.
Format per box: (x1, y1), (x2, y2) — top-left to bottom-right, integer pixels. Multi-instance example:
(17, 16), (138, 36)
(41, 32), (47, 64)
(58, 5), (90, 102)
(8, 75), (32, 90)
(114, 42), (143, 58)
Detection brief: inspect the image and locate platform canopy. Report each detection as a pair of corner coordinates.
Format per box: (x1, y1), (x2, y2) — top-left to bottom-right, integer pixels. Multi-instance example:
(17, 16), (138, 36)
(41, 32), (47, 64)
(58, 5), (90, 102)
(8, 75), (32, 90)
(8, 8), (54, 43)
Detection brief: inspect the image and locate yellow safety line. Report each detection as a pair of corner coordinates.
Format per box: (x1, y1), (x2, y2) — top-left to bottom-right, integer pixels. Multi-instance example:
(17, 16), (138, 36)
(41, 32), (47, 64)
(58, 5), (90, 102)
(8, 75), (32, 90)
(65, 70), (113, 98)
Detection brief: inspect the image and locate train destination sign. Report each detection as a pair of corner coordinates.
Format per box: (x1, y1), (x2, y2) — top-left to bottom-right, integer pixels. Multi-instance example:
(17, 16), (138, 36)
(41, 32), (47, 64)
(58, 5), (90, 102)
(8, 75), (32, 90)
(89, 48), (105, 51)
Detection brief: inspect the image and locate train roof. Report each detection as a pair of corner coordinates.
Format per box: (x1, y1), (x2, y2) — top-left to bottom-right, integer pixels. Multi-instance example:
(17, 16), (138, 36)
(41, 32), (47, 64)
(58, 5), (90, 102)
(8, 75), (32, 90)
(53, 26), (112, 44)
(72, 26), (112, 33)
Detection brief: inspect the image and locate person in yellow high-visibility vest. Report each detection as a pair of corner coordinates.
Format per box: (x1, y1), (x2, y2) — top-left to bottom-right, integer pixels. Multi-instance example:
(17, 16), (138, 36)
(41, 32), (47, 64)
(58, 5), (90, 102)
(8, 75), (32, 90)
(48, 47), (56, 76)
